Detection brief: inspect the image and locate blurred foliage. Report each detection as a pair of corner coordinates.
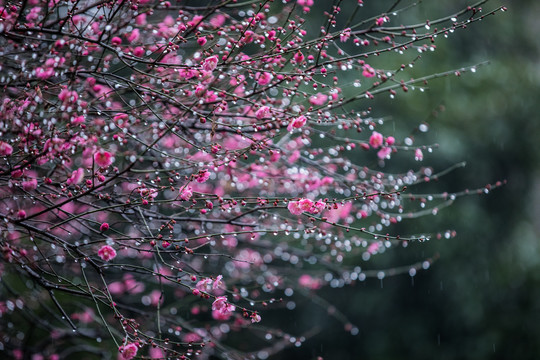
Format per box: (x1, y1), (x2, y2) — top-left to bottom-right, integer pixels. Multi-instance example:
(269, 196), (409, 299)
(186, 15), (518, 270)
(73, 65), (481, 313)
(272, 0), (540, 359)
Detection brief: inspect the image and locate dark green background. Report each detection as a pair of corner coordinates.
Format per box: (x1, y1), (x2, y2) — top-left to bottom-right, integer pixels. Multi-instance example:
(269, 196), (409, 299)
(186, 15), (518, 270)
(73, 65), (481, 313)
(270, 1), (540, 359)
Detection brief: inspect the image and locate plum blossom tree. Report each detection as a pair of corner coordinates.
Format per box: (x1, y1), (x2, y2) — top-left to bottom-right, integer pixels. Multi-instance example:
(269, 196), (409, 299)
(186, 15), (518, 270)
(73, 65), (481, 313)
(0, 0), (505, 359)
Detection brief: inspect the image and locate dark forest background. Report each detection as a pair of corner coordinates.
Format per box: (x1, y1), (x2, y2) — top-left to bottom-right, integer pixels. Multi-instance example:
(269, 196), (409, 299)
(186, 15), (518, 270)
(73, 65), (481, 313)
(270, 1), (540, 359)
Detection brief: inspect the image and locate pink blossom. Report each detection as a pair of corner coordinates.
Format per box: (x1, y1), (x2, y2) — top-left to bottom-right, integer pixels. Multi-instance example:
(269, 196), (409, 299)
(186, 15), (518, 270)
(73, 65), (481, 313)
(183, 332), (202, 343)
(197, 169), (210, 183)
(386, 136), (395, 146)
(113, 113), (128, 122)
(377, 147), (392, 159)
(288, 200), (303, 215)
(36, 67), (54, 80)
(67, 168), (84, 185)
(298, 274), (323, 290)
(94, 150), (114, 167)
(415, 148), (424, 161)
(212, 296), (235, 316)
(133, 9), (147, 22)
(369, 131), (384, 148)
(212, 308), (233, 321)
(362, 64), (376, 78)
(22, 178), (38, 191)
(25, 7), (40, 22)
(133, 46), (144, 57)
(126, 29), (140, 43)
(321, 176), (334, 185)
(312, 200), (326, 214)
(108, 281), (125, 294)
(293, 51), (305, 64)
(187, 15), (204, 28)
(251, 313), (262, 323)
(97, 245), (116, 261)
(150, 289), (164, 306)
(309, 93), (328, 106)
(288, 150), (300, 164)
(376, 17), (386, 26)
(179, 186), (193, 200)
(340, 28), (351, 42)
(11, 169), (23, 178)
(124, 275), (145, 294)
(202, 55), (219, 72)
(71, 115), (85, 125)
(235, 248), (263, 269)
(367, 242), (381, 255)
(287, 115), (307, 132)
(72, 308), (94, 323)
(297, 0), (314, 11)
(270, 151), (281, 162)
(255, 106), (270, 119)
(288, 198), (326, 215)
(267, 30), (277, 41)
(194, 84), (206, 97)
(111, 36), (122, 46)
(210, 14), (226, 28)
(100, 222), (109, 232)
(242, 30), (255, 43)
(0, 141), (13, 156)
(197, 36), (207, 46)
(298, 198), (314, 212)
(196, 278), (212, 291)
(118, 343), (138, 360)
(256, 72), (273, 86)
(213, 275), (224, 290)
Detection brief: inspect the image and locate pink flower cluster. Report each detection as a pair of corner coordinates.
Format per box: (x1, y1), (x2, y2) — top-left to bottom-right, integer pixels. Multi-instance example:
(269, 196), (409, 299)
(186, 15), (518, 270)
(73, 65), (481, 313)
(118, 343), (138, 360)
(179, 185), (193, 200)
(212, 296), (235, 320)
(256, 71), (273, 86)
(0, 141), (13, 156)
(297, 0), (314, 12)
(287, 198), (326, 215)
(309, 93), (328, 106)
(287, 115), (307, 132)
(298, 274), (323, 290)
(196, 275), (224, 292)
(369, 131), (395, 159)
(202, 55), (219, 72)
(94, 150), (114, 168)
(362, 64), (376, 78)
(97, 245), (116, 261)
(66, 168), (84, 185)
(197, 169), (211, 183)
(255, 106), (270, 119)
